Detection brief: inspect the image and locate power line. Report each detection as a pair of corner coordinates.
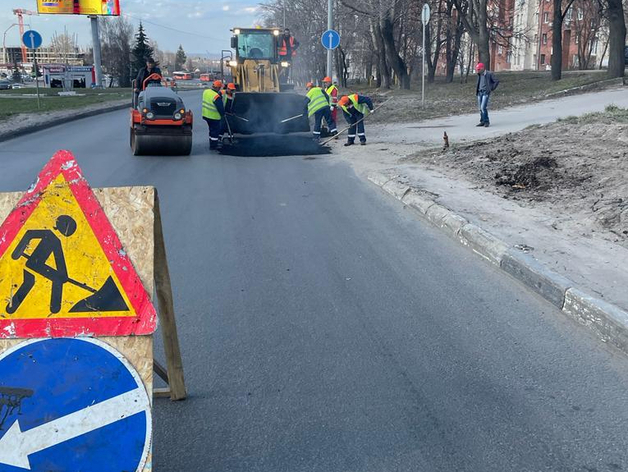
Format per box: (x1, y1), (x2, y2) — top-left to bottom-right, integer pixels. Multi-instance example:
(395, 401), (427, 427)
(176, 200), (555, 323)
(123, 13), (225, 43)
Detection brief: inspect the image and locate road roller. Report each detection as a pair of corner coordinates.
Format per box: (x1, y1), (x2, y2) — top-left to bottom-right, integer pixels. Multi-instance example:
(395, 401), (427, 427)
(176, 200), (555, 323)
(130, 73), (193, 156)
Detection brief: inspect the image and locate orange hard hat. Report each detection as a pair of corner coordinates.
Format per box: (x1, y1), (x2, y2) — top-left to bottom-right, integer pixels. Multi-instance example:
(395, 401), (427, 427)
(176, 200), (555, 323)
(306, 82), (314, 89)
(322, 76), (332, 83)
(212, 80), (223, 88)
(338, 96), (350, 107)
(227, 83), (236, 90)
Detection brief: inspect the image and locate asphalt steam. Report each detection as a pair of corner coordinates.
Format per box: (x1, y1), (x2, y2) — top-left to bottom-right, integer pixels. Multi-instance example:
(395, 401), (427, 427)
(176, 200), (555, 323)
(220, 134), (331, 157)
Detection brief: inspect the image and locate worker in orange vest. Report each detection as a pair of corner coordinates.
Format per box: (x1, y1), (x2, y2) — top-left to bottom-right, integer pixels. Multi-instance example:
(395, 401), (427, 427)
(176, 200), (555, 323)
(278, 28), (300, 62)
(322, 76), (338, 123)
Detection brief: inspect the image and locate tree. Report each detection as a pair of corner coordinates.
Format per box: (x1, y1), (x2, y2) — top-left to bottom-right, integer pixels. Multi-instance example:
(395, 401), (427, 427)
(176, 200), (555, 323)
(452, 0), (491, 67)
(101, 16), (133, 87)
(550, 0), (576, 80)
(131, 22), (154, 78)
(175, 45), (187, 71)
(603, 0), (626, 77)
(50, 31), (78, 64)
(572, 0), (604, 70)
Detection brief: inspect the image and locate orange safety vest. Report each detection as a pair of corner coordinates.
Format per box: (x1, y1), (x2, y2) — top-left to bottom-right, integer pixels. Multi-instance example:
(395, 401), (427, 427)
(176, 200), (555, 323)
(278, 36), (297, 57)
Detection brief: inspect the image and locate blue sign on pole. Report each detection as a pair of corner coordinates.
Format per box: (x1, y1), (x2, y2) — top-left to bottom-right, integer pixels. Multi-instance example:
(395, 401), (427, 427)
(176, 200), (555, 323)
(321, 29), (340, 50)
(22, 30), (43, 50)
(0, 338), (151, 472)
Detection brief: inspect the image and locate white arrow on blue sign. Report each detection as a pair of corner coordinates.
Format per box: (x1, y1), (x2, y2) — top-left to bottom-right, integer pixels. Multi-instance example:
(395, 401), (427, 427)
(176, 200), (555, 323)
(0, 338), (151, 472)
(321, 29), (340, 50)
(22, 30), (43, 50)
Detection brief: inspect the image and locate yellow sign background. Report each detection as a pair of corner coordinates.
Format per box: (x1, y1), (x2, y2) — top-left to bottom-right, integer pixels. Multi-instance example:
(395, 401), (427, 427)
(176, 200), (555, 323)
(37, 0), (121, 16)
(0, 174), (133, 319)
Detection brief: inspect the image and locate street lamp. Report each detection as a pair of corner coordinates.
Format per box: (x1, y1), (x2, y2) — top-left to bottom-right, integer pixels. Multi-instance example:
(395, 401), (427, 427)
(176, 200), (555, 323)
(3, 23), (18, 65)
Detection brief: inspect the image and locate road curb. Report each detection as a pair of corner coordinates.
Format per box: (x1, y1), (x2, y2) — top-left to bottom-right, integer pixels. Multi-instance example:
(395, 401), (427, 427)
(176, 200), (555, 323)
(0, 102), (129, 143)
(368, 171), (628, 356)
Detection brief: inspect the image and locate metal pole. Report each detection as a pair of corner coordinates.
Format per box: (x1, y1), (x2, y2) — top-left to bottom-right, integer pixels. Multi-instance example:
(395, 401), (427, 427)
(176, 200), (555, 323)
(34, 56), (40, 109)
(326, 0), (333, 79)
(422, 22), (426, 106)
(90, 16), (103, 87)
(3, 24), (18, 65)
(283, 0), (286, 29)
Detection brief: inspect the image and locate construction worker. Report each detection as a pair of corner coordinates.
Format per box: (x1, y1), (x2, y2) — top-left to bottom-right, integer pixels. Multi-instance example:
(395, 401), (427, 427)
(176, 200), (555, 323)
(322, 76), (338, 123)
(222, 83), (236, 114)
(278, 28), (299, 62)
(305, 82), (336, 141)
(202, 80), (226, 150)
(338, 94), (375, 146)
(220, 83), (237, 142)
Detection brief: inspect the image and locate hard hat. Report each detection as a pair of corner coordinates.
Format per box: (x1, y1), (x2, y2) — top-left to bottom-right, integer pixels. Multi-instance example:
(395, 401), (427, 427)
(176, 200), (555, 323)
(306, 82), (314, 89)
(475, 63), (485, 72)
(322, 76), (332, 83)
(213, 80), (223, 88)
(227, 83), (236, 90)
(338, 96), (350, 107)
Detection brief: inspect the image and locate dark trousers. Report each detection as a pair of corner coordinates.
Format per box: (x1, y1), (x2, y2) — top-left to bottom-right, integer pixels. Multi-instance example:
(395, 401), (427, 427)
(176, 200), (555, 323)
(313, 108), (336, 138)
(203, 117), (222, 149)
(344, 112), (365, 143)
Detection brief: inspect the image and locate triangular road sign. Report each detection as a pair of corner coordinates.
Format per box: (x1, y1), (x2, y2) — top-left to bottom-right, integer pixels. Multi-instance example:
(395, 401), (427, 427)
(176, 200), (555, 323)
(0, 150), (157, 338)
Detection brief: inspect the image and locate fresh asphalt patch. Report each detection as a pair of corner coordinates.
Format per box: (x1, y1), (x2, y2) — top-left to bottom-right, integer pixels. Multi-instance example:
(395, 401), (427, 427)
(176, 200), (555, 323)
(219, 134), (332, 157)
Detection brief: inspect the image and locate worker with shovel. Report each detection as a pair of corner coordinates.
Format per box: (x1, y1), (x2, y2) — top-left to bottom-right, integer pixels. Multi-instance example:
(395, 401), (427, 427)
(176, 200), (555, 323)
(338, 94), (375, 146)
(6, 214), (129, 315)
(7, 215), (76, 314)
(305, 82), (337, 142)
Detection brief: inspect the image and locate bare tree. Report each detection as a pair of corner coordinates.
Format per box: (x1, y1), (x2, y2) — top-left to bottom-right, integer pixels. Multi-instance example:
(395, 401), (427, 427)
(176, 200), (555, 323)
(602, 0), (626, 77)
(100, 17), (133, 87)
(550, 0), (577, 80)
(452, 0), (490, 66)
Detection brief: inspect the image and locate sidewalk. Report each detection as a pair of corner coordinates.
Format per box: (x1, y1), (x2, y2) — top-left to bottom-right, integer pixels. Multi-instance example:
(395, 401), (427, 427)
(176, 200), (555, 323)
(333, 86), (628, 315)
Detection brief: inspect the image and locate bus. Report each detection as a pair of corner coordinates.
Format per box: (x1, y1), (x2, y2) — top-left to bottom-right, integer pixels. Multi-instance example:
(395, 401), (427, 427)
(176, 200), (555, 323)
(200, 73), (212, 82)
(173, 71), (192, 80)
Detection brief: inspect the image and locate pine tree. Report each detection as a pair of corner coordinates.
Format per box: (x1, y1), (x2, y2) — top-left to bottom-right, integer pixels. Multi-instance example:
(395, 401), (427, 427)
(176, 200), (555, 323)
(174, 45), (187, 71)
(131, 22), (154, 77)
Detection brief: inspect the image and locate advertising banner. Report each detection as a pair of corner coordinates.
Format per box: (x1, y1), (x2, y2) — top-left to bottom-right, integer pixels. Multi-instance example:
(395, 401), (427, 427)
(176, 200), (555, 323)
(37, 0), (121, 16)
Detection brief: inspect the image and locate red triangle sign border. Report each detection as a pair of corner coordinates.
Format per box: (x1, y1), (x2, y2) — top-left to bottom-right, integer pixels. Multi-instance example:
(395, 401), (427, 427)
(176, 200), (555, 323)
(0, 150), (157, 338)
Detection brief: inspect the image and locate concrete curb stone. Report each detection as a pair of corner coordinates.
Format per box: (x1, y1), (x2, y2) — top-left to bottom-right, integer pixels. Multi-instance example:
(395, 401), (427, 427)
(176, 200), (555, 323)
(402, 192), (435, 215)
(501, 249), (573, 309)
(367, 173), (628, 357)
(382, 180), (410, 200)
(563, 289), (628, 353)
(457, 223), (509, 266)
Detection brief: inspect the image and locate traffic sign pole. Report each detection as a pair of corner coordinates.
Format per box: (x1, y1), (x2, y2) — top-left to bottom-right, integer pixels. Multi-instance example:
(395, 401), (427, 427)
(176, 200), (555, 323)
(326, 0), (333, 79)
(22, 30), (42, 109)
(421, 3), (431, 107)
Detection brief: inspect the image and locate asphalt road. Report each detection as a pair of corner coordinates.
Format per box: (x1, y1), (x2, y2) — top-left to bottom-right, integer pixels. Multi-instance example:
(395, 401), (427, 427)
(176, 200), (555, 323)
(2, 93), (628, 472)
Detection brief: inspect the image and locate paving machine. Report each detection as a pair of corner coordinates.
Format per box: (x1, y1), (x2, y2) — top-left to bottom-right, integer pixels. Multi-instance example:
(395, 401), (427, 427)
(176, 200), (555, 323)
(130, 73), (193, 156)
(227, 27), (309, 134)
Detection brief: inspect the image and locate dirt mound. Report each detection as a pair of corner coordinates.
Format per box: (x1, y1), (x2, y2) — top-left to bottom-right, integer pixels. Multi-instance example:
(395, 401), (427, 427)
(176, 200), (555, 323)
(413, 118), (628, 245)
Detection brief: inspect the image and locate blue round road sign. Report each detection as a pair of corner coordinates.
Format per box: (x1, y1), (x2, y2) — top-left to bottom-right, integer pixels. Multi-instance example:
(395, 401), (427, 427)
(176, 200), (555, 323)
(22, 30), (43, 50)
(0, 338), (151, 472)
(321, 29), (340, 50)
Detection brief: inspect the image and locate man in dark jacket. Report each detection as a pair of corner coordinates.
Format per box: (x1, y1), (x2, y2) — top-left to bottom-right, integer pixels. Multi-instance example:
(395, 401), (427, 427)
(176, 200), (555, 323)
(134, 58), (162, 102)
(475, 63), (499, 127)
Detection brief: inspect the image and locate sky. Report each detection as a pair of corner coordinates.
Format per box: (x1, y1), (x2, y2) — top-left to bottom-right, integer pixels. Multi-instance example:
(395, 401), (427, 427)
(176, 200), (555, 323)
(0, 0), (263, 55)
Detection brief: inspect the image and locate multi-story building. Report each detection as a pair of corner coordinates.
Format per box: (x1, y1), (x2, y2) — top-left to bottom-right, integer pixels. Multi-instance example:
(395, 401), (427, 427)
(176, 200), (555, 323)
(1, 46), (85, 67)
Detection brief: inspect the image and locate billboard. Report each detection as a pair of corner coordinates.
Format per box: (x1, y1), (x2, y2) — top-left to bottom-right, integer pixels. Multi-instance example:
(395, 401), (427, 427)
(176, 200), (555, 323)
(37, 0), (121, 16)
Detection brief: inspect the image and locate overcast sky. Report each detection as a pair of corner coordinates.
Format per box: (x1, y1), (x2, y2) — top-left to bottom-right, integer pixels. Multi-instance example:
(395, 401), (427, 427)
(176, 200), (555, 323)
(1, 0), (263, 55)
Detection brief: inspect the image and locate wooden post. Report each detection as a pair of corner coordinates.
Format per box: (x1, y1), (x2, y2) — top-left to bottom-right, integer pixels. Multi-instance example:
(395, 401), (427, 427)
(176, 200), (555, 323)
(153, 191), (187, 401)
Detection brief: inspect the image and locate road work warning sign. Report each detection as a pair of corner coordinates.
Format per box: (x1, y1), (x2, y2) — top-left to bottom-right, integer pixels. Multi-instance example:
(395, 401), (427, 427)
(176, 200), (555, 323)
(0, 150), (157, 338)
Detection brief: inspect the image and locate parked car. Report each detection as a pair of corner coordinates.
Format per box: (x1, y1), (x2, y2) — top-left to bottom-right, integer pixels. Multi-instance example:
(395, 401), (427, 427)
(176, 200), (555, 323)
(11, 83), (24, 89)
(0, 80), (12, 90)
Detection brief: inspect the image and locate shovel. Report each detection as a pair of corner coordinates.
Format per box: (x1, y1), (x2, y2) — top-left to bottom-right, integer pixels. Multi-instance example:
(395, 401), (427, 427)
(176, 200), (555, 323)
(280, 114), (304, 124)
